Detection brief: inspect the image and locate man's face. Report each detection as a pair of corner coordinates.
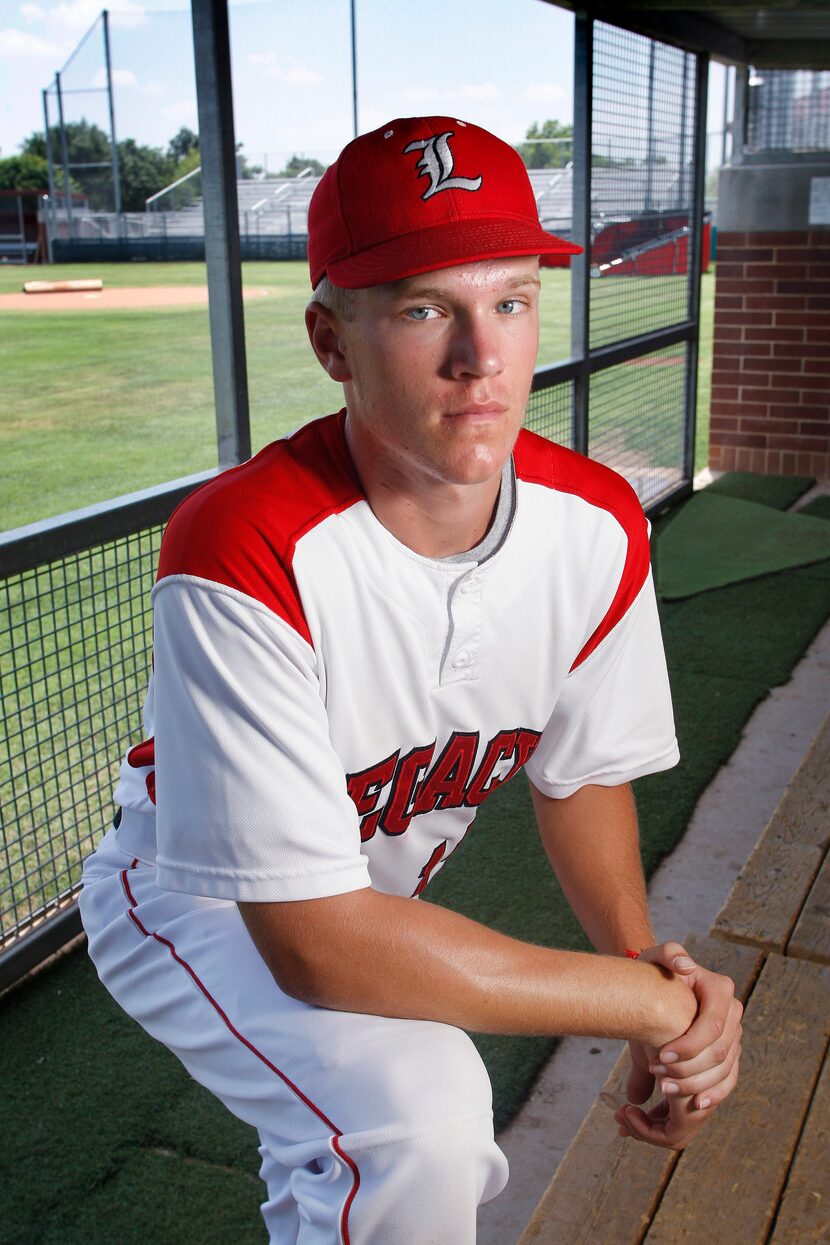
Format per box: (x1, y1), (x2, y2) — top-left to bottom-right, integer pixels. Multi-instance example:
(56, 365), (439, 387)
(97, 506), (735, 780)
(336, 256), (541, 489)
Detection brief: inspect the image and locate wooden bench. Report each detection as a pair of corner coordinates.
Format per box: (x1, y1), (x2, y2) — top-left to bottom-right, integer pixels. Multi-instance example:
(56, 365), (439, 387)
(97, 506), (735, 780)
(519, 711), (830, 1245)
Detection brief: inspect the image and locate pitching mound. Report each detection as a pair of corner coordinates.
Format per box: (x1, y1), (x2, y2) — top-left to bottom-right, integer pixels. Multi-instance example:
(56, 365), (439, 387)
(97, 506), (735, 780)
(0, 285), (271, 312)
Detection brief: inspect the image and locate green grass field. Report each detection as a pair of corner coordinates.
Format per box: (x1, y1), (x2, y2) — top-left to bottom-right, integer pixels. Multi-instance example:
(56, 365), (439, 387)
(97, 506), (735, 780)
(0, 261), (714, 531)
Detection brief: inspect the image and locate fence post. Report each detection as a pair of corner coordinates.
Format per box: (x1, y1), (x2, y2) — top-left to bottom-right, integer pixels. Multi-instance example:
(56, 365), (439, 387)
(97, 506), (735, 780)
(683, 51), (709, 485)
(103, 10), (122, 216)
(55, 72), (74, 235)
(570, 11), (592, 456)
(190, 0), (251, 468)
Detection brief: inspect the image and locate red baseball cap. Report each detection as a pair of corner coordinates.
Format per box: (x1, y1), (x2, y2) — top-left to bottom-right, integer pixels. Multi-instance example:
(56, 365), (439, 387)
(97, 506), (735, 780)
(308, 116), (582, 289)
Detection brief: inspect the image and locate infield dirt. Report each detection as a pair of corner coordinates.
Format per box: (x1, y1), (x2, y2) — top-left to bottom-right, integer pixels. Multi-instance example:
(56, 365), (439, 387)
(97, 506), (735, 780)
(0, 286), (271, 312)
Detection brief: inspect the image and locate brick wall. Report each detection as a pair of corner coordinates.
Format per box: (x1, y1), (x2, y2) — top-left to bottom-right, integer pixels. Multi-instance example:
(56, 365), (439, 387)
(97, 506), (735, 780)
(709, 229), (830, 477)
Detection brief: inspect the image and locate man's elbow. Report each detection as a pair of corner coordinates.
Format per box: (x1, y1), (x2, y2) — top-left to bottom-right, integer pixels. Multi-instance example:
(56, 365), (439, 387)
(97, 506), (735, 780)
(237, 889), (375, 1009)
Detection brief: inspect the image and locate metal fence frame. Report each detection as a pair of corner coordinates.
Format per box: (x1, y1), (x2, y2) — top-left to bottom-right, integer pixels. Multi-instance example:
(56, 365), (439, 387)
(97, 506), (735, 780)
(1, 3), (709, 991)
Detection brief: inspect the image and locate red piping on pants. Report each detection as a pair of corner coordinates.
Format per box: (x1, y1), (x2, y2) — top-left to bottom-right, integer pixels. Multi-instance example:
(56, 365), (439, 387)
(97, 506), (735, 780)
(120, 860), (360, 1243)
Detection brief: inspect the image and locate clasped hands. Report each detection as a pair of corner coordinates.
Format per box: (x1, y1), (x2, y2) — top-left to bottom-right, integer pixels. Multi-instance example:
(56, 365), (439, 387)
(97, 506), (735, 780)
(614, 941), (743, 1151)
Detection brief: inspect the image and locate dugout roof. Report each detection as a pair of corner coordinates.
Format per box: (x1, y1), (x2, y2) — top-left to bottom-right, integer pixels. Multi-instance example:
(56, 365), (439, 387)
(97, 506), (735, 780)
(546, 2), (830, 68)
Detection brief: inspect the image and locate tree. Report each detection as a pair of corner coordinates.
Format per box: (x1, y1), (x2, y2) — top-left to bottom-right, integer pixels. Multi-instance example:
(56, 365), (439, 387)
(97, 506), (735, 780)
(117, 138), (176, 211)
(20, 130), (47, 159)
(0, 153), (50, 191)
(20, 120), (176, 210)
(167, 126), (199, 165)
(22, 120), (113, 207)
(275, 154), (327, 178)
(516, 119), (573, 169)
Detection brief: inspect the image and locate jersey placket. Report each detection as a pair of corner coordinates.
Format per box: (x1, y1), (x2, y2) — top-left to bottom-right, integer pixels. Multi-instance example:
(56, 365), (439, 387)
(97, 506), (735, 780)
(440, 569), (484, 686)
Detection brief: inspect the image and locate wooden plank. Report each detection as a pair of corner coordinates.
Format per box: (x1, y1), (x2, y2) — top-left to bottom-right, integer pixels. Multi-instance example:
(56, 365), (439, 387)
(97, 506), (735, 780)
(768, 1048), (830, 1245)
(788, 849), (830, 965)
(766, 709), (830, 854)
(711, 712), (830, 954)
(643, 955), (830, 1245)
(711, 712), (830, 951)
(711, 838), (824, 954)
(517, 937), (762, 1245)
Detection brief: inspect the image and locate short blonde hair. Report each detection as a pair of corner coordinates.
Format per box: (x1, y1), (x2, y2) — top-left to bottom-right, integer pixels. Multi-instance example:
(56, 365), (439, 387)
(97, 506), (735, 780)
(310, 274), (357, 321)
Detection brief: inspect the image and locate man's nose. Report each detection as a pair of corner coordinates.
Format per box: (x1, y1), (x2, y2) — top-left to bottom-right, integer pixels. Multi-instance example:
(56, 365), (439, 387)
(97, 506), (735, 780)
(448, 315), (505, 380)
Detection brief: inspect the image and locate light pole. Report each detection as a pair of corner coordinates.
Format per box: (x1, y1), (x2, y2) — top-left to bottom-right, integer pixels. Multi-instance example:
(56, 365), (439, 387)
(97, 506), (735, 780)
(350, 0), (358, 139)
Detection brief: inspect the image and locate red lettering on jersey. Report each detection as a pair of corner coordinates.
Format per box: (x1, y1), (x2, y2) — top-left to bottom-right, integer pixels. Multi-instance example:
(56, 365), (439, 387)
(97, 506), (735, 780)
(380, 743), (436, 836)
(346, 751), (399, 842)
(411, 840), (448, 897)
(347, 726), (542, 844)
(466, 730), (518, 806)
(498, 727), (543, 786)
(413, 732), (479, 816)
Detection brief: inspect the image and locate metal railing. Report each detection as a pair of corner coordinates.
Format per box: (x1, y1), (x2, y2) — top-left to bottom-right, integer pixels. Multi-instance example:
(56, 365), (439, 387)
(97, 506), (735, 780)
(0, 471), (213, 992)
(145, 165), (202, 212)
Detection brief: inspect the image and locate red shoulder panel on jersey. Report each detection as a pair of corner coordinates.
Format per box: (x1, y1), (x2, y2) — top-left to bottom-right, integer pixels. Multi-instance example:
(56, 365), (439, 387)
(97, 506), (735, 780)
(157, 411), (363, 645)
(513, 429), (650, 670)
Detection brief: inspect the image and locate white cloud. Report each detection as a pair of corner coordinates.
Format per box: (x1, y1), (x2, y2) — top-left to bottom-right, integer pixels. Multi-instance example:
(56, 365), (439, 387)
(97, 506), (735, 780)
(247, 53), (322, 85)
(91, 66), (138, 88)
(0, 26), (65, 57)
(23, 0), (147, 34)
(162, 98), (197, 124)
(523, 84), (567, 104)
(140, 80), (165, 97)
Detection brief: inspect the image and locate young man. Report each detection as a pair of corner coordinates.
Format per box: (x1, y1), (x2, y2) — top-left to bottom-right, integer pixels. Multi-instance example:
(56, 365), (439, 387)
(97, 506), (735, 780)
(80, 117), (742, 1243)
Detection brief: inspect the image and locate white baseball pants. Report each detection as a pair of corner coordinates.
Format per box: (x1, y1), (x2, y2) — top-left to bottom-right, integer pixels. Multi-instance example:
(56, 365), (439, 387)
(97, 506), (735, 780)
(79, 826), (509, 1243)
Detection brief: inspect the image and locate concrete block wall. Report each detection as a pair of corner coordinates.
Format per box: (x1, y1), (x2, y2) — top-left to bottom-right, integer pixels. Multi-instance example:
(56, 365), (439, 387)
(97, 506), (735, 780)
(710, 161), (830, 478)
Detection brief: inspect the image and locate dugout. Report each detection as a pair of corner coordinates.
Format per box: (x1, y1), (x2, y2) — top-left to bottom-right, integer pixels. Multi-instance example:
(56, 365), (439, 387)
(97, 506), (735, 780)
(2, 0), (830, 989)
(0, 189), (48, 264)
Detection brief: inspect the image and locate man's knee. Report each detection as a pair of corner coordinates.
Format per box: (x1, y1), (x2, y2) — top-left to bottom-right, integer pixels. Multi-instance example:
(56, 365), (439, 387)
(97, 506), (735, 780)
(339, 1019), (494, 1138)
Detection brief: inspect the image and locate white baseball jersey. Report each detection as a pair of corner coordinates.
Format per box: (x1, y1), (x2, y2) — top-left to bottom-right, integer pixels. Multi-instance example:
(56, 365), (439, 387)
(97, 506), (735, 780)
(113, 410), (679, 903)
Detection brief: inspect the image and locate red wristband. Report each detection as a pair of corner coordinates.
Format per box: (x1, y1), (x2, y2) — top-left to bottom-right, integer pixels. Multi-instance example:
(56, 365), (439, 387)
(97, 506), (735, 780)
(624, 948), (641, 959)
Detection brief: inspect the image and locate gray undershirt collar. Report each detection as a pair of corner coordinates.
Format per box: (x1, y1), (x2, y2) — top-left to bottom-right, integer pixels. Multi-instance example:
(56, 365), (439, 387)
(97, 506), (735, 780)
(440, 457), (516, 567)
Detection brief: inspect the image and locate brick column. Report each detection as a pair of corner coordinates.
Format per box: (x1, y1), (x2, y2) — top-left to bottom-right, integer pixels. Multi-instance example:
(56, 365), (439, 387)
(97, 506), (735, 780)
(710, 228), (830, 477)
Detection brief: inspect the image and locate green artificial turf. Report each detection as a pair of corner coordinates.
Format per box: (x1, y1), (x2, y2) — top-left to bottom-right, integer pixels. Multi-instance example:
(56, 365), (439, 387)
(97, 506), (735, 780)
(703, 471), (814, 511)
(798, 495), (830, 522)
(5, 471), (828, 1241)
(655, 492), (830, 599)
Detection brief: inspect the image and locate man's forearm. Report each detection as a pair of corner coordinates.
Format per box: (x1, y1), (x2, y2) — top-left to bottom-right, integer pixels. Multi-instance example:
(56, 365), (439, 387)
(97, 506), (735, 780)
(239, 886), (695, 1050)
(530, 780), (655, 956)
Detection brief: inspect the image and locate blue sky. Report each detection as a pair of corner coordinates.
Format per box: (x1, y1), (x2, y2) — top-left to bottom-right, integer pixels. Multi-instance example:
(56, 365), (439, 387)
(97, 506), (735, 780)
(0, 0), (577, 164)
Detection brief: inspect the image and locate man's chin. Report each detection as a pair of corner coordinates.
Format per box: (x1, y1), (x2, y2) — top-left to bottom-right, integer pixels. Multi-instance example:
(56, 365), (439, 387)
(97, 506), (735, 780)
(436, 455), (512, 488)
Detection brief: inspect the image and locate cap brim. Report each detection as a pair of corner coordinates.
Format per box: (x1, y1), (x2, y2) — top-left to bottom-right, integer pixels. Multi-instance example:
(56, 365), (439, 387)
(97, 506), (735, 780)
(324, 216), (582, 289)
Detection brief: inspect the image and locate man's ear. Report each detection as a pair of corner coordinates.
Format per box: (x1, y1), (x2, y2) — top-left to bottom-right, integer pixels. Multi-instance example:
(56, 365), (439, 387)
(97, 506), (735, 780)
(305, 302), (353, 383)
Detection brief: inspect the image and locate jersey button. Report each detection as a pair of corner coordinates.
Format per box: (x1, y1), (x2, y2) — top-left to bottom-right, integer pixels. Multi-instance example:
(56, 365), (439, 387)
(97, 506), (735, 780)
(460, 577), (480, 594)
(452, 650), (471, 668)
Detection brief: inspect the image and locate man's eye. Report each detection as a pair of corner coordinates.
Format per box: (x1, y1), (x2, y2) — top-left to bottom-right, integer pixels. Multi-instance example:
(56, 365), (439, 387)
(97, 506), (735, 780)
(406, 306), (438, 320)
(497, 299), (522, 314)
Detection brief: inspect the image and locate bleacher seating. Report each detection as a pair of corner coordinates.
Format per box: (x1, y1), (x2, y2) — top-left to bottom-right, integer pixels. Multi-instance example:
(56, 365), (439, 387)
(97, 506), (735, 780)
(48, 163), (696, 258)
